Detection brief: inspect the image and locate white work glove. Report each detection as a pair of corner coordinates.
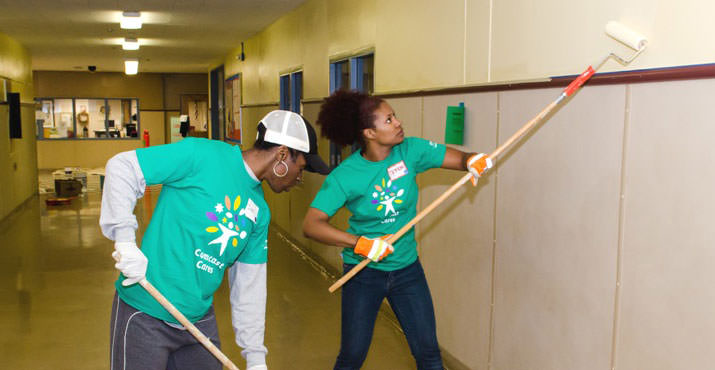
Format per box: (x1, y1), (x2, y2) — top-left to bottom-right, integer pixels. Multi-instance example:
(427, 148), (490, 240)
(466, 153), (493, 186)
(112, 242), (148, 286)
(247, 365), (268, 370)
(354, 235), (394, 262)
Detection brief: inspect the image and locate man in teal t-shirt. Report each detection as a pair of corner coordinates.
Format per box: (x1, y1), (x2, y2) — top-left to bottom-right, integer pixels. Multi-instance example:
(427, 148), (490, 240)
(100, 110), (329, 370)
(310, 137), (446, 271)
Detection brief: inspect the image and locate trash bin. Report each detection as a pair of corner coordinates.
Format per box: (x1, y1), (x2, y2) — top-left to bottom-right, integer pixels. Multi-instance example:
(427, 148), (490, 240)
(55, 179), (82, 197)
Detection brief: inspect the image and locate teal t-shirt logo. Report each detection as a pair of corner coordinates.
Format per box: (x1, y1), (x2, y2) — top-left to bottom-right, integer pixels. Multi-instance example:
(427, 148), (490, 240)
(205, 195), (253, 256)
(371, 177), (405, 220)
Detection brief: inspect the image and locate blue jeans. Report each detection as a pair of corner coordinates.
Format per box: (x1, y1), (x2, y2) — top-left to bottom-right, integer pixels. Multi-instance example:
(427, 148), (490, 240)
(334, 259), (443, 370)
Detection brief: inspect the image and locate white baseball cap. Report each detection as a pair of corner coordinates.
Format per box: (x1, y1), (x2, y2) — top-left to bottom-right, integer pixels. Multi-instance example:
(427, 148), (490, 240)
(257, 110), (330, 174)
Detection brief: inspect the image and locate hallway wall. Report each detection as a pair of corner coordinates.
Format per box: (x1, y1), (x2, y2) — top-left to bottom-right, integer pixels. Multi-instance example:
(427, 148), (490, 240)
(220, 0), (715, 100)
(0, 32), (36, 221)
(219, 1), (715, 369)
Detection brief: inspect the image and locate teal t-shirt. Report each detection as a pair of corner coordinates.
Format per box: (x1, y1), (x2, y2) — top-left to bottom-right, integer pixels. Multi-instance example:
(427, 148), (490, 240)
(116, 138), (270, 323)
(310, 137), (446, 271)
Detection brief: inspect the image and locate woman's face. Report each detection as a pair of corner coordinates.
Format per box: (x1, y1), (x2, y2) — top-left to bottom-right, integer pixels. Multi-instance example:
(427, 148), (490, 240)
(369, 102), (404, 146)
(266, 149), (306, 193)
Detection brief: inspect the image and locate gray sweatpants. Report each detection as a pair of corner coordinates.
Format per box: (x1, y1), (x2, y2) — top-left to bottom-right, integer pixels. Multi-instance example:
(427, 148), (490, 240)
(110, 292), (222, 370)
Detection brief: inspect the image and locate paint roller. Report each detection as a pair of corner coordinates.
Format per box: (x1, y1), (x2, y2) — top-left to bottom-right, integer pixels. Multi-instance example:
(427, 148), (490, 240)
(605, 21), (648, 62)
(328, 22), (648, 293)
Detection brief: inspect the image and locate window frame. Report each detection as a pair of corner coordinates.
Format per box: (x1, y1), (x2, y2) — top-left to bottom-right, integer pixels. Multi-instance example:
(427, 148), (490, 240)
(279, 70), (303, 114)
(328, 53), (374, 167)
(34, 97), (140, 140)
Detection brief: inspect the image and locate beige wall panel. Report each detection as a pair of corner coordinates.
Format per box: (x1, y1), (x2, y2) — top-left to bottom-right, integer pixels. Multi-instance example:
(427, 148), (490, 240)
(375, 0), (465, 93)
(491, 0), (618, 81)
(0, 105), (38, 219)
(37, 140), (140, 169)
(0, 32), (35, 221)
(419, 92), (497, 369)
(384, 97), (423, 139)
(465, 0), (492, 84)
(162, 73), (208, 110)
(299, 0), (329, 100)
(0, 32), (32, 82)
(493, 86), (625, 370)
(259, 16), (301, 103)
(142, 111), (165, 147)
(615, 79), (715, 370)
(491, 0), (715, 82)
(326, 0), (375, 58)
(225, 1), (331, 103)
(34, 72), (164, 110)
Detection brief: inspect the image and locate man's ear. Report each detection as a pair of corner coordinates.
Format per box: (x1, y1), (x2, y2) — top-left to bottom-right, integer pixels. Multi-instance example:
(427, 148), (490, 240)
(275, 146), (289, 161)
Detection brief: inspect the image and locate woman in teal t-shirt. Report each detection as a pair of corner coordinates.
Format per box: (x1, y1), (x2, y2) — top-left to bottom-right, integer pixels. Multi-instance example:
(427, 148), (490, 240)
(303, 90), (493, 370)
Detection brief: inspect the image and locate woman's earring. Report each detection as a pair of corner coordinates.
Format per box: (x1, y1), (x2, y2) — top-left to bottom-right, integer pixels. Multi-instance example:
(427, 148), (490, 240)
(273, 160), (288, 178)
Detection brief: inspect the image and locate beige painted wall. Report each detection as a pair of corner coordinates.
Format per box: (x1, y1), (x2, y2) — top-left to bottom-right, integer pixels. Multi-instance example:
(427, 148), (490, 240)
(220, 1), (715, 368)
(0, 32), (37, 221)
(222, 0), (715, 99)
(295, 81), (715, 369)
(34, 72), (207, 169)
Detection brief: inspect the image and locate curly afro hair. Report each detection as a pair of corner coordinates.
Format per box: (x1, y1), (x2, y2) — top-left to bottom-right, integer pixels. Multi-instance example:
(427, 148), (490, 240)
(316, 89), (383, 149)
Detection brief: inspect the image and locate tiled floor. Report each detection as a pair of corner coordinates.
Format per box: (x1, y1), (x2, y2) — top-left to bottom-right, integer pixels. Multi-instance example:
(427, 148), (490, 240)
(0, 190), (416, 369)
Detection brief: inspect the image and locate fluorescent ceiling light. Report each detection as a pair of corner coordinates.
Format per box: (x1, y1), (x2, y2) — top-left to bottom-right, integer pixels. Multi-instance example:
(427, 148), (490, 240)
(124, 59), (139, 75)
(122, 38), (140, 50)
(120, 11), (142, 29)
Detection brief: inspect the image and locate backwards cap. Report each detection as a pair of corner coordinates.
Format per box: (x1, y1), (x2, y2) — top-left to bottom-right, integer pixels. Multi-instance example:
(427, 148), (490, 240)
(257, 110), (330, 174)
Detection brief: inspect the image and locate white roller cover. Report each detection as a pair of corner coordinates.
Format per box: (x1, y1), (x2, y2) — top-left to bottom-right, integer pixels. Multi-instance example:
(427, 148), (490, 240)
(605, 21), (648, 50)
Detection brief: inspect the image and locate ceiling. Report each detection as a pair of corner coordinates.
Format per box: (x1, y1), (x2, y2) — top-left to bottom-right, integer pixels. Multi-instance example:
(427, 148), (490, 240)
(0, 0), (306, 73)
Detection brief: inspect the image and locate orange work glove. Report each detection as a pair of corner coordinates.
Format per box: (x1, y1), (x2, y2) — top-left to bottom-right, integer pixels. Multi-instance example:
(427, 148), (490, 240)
(466, 153), (493, 186)
(354, 235), (394, 262)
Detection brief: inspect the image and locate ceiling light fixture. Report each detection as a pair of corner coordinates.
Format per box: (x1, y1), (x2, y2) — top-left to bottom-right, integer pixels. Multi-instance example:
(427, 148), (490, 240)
(124, 59), (139, 75)
(120, 11), (142, 29)
(122, 37), (140, 50)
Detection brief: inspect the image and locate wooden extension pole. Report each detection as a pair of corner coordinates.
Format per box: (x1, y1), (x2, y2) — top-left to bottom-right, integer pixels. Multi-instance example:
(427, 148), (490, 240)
(139, 279), (241, 370)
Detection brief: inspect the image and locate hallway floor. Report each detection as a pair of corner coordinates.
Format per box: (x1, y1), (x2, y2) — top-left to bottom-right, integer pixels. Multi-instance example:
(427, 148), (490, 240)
(0, 190), (417, 369)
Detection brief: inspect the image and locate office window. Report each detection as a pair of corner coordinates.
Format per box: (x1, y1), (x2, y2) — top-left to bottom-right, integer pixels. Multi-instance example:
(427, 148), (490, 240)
(329, 53), (374, 167)
(279, 71), (303, 114)
(36, 97), (140, 140)
(36, 99), (55, 135)
(329, 61), (350, 93)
